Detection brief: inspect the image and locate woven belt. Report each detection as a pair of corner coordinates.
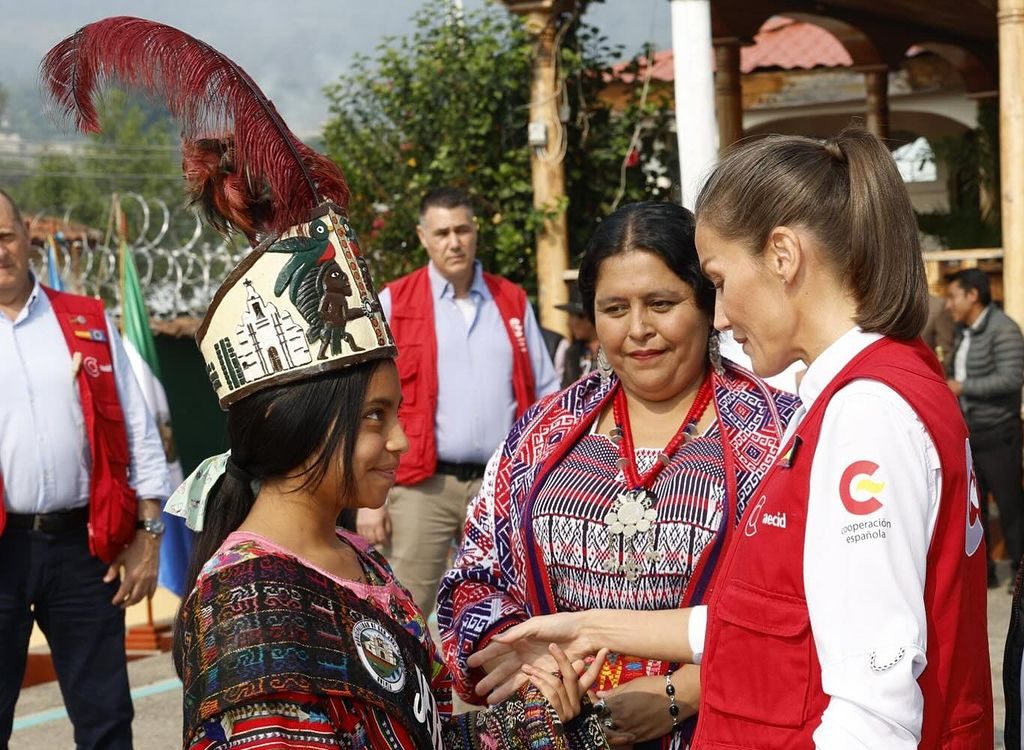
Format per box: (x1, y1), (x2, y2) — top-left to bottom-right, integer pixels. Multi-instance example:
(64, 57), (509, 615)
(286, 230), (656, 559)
(6, 506), (89, 533)
(435, 460), (486, 482)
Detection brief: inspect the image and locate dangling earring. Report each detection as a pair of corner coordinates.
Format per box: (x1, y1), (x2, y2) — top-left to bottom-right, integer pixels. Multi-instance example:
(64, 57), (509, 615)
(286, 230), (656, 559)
(596, 346), (613, 383)
(708, 331), (724, 376)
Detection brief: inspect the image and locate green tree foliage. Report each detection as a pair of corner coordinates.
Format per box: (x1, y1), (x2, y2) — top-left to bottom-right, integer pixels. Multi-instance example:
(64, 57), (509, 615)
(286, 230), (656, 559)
(323, 0), (674, 290)
(8, 89), (183, 235)
(917, 99), (1000, 249)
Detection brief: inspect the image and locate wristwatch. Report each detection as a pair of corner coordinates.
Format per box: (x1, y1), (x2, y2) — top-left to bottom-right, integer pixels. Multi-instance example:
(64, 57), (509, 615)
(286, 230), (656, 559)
(136, 518), (166, 538)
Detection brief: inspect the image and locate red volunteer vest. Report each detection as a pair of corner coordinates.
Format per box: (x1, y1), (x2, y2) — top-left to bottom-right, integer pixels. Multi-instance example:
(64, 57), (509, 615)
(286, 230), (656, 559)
(0, 288), (137, 564)
(387, 267), (537, 486)
(693, 338), (992, 749)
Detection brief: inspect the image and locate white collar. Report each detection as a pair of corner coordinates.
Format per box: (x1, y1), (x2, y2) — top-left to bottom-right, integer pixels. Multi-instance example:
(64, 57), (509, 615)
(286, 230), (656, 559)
(427, 260), (485, 301)
(796, 327), (883, 411)
(8, 276), (43, 325)
(967, 306), (990, 333)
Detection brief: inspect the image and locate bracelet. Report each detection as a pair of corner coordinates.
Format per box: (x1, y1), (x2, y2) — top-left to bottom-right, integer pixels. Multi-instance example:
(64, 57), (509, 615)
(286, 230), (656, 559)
(665, 670), (679, 727)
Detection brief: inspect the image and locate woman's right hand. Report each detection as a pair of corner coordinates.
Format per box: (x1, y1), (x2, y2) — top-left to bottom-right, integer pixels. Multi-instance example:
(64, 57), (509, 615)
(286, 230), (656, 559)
(521, 644), (609, 723)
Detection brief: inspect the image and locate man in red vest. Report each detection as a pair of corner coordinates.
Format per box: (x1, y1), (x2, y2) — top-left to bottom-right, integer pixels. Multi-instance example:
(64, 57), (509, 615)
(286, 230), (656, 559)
(357, 187), (558, 613)
(0, 190), (169, 750)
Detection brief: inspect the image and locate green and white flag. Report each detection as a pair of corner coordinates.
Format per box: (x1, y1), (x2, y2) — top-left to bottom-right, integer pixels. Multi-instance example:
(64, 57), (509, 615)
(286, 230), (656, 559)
(120, 238), (161, 382)
(120, 240), (189, 594)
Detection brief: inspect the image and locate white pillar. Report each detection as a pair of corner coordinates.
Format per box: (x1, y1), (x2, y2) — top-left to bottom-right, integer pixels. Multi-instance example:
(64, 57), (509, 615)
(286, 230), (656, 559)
(671, 0), (719, 209)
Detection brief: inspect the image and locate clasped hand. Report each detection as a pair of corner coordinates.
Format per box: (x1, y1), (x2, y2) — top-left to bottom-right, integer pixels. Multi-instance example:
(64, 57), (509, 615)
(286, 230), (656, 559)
(469, 611), (595, 705)
(521, 643), (609, 724)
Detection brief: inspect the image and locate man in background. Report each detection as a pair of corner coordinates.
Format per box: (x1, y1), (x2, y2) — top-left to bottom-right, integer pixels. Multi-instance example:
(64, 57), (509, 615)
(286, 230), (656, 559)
(0, 190), (168, 749)
(555, 282), (598, 388)
(945, 268), (1024, 588)
(357, 187), (558, 613)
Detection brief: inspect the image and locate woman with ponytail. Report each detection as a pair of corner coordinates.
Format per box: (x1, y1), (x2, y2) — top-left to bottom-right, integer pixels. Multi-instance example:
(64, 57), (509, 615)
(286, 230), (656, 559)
(473, 127), (993, 748)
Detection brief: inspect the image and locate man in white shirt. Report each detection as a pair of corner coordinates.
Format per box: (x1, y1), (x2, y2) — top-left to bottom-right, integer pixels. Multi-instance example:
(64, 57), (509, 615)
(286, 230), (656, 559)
(0, 190), (169, 750)
(356, 188), (558, 614)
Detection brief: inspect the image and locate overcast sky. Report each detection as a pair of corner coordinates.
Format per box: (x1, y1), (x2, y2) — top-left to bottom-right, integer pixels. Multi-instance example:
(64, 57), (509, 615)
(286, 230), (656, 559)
(0, 0), (672, 138)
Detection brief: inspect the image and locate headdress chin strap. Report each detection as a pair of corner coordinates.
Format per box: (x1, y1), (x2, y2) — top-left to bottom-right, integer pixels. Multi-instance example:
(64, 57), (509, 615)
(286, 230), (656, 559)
(165, 452), (261, 532)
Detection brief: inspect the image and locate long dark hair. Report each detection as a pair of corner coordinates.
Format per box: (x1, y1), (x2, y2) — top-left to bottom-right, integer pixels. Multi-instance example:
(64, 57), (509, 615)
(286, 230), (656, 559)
(171, 360), (382, 676)
(577, 201), (714, 323)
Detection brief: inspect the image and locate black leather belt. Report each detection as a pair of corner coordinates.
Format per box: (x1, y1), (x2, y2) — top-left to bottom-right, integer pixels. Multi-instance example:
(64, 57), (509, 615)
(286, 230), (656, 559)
(6, 506), (89, 532)
(435, 460), (486, 482)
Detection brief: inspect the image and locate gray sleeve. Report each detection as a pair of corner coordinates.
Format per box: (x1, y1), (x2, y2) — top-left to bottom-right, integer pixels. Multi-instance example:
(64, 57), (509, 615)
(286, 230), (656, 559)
(963, 318), (1024, 399)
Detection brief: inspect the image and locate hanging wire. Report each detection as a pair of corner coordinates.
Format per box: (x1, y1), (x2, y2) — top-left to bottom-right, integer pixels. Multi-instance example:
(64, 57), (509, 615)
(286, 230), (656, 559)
(609, 52), (655, 212)
(532, 6), (579, 165)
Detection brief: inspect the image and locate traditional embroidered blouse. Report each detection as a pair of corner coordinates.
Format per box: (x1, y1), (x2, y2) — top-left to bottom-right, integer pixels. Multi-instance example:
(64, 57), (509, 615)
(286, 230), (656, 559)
(179, 531), (606, 750)
(532, 427), (731, 614)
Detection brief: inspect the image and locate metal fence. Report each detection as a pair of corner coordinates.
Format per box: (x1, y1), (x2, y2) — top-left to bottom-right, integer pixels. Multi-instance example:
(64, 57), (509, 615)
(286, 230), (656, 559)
(28, 193), (248, 319)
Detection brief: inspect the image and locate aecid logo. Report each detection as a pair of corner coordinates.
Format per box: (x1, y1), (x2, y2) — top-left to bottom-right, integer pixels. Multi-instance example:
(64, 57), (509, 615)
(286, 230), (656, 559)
(743, 496), (786, 535)
(840, 460), (885, 515)
(744, 496), (767, 537)
(82, 355), (101, 378)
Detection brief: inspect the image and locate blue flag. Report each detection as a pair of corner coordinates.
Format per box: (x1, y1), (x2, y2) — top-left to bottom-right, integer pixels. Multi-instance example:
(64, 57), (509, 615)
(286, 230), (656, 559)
(46, 237), (64, 291)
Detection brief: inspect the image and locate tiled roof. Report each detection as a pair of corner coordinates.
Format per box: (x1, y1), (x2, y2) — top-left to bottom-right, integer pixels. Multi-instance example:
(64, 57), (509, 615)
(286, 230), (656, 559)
(744, 16), (853, 71)
(611, 16), (856, 83)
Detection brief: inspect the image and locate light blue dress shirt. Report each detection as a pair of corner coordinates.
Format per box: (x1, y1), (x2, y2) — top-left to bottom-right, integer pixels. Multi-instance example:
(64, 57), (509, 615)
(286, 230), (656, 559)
(0, 280), (169, 513)
(380, 262), (558, 465)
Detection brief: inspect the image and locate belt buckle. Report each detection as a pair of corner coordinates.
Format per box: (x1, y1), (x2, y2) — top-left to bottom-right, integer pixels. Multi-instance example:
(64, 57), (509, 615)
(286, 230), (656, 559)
(32, 515), (45, 532)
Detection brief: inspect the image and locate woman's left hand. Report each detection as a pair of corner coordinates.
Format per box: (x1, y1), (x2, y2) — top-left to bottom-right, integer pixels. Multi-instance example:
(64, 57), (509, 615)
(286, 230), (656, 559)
(595, 666), (701, 746)
(520, 644), (609, 724)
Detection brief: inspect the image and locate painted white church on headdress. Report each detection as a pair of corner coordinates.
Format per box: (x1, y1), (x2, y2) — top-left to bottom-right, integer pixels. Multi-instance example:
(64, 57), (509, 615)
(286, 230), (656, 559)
(235, 280), (311, 382)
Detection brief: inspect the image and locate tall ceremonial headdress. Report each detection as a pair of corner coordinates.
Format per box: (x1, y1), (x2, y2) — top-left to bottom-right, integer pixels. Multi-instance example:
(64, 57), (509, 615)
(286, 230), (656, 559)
(41, 17), (395, 409)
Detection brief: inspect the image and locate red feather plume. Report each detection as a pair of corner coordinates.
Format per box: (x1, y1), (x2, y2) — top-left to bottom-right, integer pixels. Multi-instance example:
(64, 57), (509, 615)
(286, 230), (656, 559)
(40, 16), (350, 237)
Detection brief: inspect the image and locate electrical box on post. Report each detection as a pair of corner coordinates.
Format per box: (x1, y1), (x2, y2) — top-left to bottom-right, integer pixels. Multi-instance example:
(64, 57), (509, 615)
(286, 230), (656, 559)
(527, 121), (548, 147)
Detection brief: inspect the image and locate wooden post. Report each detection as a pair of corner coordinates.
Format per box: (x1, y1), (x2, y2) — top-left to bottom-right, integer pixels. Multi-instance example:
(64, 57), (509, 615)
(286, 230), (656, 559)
(714, 38), (744, 155)
(522, 10), (570, 335)
(863, 65), (890, 141)
(1000, 0), (1024, 325)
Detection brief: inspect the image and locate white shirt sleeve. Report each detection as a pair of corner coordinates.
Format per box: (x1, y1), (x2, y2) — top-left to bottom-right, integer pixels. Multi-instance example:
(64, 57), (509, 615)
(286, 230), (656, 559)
(805, 380), (941, 749)
(688, 604), (708, 665)
(379, 287), (392, 322)
(106, 314), (170, 501)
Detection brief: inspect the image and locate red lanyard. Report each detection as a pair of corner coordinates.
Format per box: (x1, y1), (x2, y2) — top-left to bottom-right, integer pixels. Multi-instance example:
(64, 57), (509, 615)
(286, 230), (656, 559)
(610, 373), (714, 491)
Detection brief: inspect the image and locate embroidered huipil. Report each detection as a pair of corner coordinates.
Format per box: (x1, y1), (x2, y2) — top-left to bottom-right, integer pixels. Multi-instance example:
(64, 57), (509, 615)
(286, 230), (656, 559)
(180, 530), (607, 750)
(437, 364), (799, 748)
(532, 428), (728, 615)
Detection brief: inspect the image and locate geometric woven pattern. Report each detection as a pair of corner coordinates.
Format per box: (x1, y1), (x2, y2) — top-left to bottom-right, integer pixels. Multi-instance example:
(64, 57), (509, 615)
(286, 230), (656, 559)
(437, 364), (800, 709)
(181, 532), (609, 750)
